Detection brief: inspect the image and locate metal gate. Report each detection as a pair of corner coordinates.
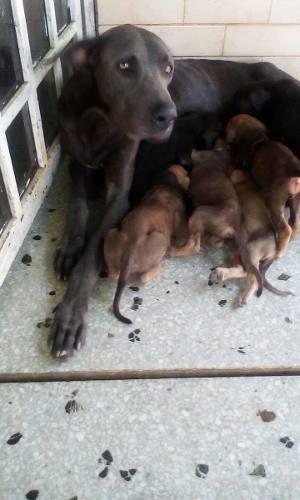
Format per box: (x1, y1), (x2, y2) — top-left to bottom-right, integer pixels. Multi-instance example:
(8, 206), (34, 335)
(0, 0), (96, 286)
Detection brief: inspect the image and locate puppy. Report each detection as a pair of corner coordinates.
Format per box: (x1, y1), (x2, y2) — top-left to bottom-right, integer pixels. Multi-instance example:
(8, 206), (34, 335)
(226, 114), (300, 256)
(209, 170), (292, 304)
(104, 165), (189, 324)
(169, 150), (263, 294)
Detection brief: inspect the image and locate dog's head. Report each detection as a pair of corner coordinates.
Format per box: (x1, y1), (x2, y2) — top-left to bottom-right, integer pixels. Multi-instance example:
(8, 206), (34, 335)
(225, 114), (269, 168)
(70, 25), (177, 142)
(225, 114), (267, 144)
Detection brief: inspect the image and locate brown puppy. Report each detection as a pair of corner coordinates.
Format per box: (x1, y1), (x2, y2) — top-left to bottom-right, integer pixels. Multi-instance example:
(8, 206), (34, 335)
(226, 114), (300, 257)
(209, 170), (292, 304)
(104, 165), (189, 324)
(169, 150), (263, 295)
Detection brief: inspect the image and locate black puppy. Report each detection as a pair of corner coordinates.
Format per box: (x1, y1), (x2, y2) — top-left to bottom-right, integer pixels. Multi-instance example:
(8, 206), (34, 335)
(50, 24), (292, 357)
(233, 78), (300, 157)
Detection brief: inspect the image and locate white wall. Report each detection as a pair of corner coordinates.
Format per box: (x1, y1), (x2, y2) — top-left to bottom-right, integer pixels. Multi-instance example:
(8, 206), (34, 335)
(97, 0), (300, 80)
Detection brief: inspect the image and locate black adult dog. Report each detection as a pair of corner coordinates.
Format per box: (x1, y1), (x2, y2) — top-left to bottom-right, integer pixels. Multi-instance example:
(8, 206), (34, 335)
(49, 24), (290, 357)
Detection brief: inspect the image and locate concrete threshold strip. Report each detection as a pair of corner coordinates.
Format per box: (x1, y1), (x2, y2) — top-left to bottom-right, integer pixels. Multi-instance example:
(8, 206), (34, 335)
(1, 366), (300, 383)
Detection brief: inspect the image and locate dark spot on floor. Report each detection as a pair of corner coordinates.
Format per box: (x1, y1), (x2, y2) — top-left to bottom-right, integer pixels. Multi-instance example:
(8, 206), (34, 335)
(257, 409), (276, 422)
(108, 332), (115, 338)
(222, 284), (227, 288)
(25, 490), (39, 500)
(278, 273), (291, 281)
(99, 466), (109, 478)
(120, 469), (137, 481)
(102, 449), (113, 465)
(36, 322), (43, 329)
(68, 497), (78, 500)
(71, 389), (78, 397)
(131, 304), (139, 311)
(129, 286), (139, 292)
(195, 464), (209, 478)
(218, 299), (227, 307)
(280, 436), (294, 448)
(65, 400), (81, 414)
(51, 237), (57, 242)
(22, 254), (32, 265)
(7, 432), (22, 445)
(285, 317), (293, 324)
(174, 280), (179, 285)
(49, 290), (56, 296)
(128, 329), (141, 342)
(48, 208), (56, 212)
(134, 297), (143, 305)
(166, 290), (170, 294)
(249, 464), (266, 477)
(237, 347), (246, 354)
(32, 235), (42, 241)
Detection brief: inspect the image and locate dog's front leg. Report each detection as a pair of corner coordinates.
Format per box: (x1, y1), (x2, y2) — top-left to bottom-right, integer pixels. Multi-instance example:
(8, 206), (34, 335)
(49, 142), (138, 357)
(55, 161), (90, 280)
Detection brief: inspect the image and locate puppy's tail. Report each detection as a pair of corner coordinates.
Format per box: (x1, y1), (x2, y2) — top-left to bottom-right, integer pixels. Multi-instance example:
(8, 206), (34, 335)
(113, 251), (133, 325)
(234, 228), (263, 297)
(260, 259), (293, 297)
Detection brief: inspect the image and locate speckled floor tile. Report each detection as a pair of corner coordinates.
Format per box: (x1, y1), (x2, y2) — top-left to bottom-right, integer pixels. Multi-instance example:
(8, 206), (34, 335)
(0, 377), (300, 500)
(0, 165), (300, 372)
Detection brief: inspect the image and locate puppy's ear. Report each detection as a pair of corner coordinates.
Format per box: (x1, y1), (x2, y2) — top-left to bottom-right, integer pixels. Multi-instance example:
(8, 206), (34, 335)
(168, 165), (190, 191)
(191, 149), (200, 163)
(288, 175), (300, 195)
(230, 169), (247, 185)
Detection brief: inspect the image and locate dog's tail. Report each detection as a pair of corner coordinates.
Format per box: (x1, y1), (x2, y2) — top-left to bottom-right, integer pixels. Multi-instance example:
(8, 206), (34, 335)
(234, 227), (263, 297)
(113, 249), (135, 325)
(259, 259), (293, 297)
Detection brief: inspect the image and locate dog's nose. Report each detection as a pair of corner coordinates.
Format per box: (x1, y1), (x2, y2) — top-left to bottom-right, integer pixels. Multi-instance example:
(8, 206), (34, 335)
(152, 103), (177, 128)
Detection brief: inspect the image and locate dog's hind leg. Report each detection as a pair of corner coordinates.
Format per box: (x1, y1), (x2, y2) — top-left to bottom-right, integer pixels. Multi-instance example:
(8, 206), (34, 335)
(168, 234), (200, 257)
(208, 265), (247, 286)
(265, 195), (292, 257)
(287, 194), (300, 239)
(141, 262), (164, 283)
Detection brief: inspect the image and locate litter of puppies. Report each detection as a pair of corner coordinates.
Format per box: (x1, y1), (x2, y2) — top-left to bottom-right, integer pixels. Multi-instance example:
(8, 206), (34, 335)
(104, 113), (297, 323)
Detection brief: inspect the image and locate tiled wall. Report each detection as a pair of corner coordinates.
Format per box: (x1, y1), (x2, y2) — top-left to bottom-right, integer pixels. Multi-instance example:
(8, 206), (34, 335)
(97, 0), (300, 80)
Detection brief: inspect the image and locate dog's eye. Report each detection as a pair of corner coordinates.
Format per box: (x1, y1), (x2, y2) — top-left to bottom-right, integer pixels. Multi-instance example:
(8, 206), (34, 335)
(165, 64), (173, 75)
(119, 61), (130, 71)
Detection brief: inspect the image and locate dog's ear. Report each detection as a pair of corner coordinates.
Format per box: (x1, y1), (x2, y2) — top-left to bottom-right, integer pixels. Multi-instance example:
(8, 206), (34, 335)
(249, 87), (270, 114)
(70, 39), (101, 69)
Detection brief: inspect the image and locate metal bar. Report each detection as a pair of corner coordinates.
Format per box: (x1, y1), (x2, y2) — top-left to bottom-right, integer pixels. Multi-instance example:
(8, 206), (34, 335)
(0, 140), (62, 287)
(69, 0), (84, 38)
(44, 0), (63, 96)
(10, 0), (48, 167)
(0, 134), (22, 218)
(81, 0), (97, 37)
(0, 23), (76, 132)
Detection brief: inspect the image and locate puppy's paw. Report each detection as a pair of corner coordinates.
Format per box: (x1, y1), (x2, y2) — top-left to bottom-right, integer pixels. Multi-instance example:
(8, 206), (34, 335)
(238, 291), (250, 307)
(208, 268), (225, 286)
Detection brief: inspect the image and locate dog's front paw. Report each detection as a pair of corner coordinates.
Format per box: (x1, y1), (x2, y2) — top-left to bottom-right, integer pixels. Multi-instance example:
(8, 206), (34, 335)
(54, 236), (85, 280)
(208, 268), (225, 286)
(48, 301), (87, 358)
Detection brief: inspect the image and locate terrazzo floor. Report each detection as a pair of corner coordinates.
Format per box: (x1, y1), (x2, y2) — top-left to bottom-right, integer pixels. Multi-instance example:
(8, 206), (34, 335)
(1, 163), (300, 498)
